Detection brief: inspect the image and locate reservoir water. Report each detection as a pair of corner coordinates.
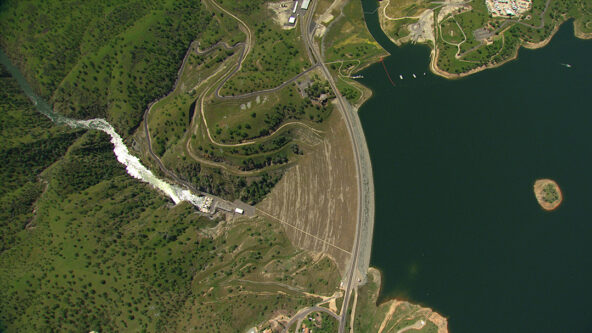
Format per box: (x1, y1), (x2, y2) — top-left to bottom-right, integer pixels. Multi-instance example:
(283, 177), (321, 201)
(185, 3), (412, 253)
(360, 1), (592, 332)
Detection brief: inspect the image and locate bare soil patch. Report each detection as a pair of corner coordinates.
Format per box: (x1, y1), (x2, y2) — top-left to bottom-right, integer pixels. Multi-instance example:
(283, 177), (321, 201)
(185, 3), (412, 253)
(318, 0), (346, 24)
(256, 111), (358, 274)
(378, 300), (403, 333)
(437, 1), (472, 24)
(533, 178), (563, 211)
(268, 0), (297, 30)
(397, 319), (426, 333)
(428, 311), (448, 333)
(409, 9), (435, 44)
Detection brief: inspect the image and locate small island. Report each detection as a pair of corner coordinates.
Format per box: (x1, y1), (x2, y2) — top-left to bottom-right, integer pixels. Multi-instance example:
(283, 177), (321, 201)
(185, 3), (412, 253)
(533, 179), (563, 211)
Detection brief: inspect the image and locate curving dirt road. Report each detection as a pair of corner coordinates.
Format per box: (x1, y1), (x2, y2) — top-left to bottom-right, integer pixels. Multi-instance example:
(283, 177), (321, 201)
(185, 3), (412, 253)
(141, 4), (375, 331)
(143, 0), (322, 176)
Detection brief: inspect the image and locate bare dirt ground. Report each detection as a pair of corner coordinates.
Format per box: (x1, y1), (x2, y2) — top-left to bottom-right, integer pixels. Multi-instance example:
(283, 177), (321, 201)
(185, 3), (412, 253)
(268, 0), (297, 30)
(379, 0), (435, 46)
(256, 111), (358, 274)
(318, 0), (346, 24)
(409, 9), (435, 44)
(378, 300), (403, 333)
(314, 0), (348, 38)
(533, 178), (563, 211)
(397, 319), (426, 333)
(379, 0), (470, 47)
(267, 314), (291, 332)
(428, 311), (448, 333)
(436, 0), (472, 23)
(366, 268), (449, 333)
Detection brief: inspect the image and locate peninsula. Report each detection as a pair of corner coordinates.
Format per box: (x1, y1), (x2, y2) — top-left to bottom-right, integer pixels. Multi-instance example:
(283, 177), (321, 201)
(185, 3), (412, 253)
(378, 0), (592, 78)
(533, 179), (563, 211)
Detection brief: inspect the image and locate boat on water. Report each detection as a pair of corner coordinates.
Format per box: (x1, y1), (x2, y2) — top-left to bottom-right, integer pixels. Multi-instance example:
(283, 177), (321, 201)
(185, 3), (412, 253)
(560, 63), (572, 68)
(399, 75), (403, 79)
(412, 74), (417, 78)
(351, 75), (364, 79)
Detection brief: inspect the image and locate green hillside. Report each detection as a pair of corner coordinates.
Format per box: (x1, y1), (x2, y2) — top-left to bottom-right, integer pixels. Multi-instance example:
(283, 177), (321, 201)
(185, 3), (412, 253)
(0, 0), (223, 135)
(0, 67), (341, 332)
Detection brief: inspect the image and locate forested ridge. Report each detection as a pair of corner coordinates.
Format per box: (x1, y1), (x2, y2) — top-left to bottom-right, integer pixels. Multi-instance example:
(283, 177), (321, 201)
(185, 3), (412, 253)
(0, 0), (221, 135)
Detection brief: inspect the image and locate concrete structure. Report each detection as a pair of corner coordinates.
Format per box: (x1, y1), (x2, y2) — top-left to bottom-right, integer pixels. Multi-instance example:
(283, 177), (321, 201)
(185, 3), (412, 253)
(301, 0), (311, 10)
(200, 196), (214, 213)
(288, 16), (296, 24)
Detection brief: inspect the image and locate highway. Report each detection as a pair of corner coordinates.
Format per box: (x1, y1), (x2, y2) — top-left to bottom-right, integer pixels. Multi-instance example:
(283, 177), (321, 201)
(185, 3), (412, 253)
(142, 1), (375, 330)
(298, 1), (376, 332)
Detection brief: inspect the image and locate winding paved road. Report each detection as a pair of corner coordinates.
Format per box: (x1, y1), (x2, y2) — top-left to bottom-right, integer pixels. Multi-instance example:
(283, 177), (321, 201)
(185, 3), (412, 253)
(141, 3), (375, 331)
(142, 0), (324, 177)
(294, 1), (376, 333)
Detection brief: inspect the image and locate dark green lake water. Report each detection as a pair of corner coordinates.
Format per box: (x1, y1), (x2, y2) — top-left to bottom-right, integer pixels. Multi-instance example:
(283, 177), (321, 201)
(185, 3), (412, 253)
(359, 1), (592, 332)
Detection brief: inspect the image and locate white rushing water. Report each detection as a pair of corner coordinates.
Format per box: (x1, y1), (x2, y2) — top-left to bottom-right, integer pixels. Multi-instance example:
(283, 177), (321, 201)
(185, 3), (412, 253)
(71, 118), (210, 210)
(0, 50), (210, 212)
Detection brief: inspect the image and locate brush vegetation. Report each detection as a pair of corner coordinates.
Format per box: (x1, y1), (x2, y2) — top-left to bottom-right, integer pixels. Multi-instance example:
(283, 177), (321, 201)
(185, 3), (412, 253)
(323, 0), (388, 104)
(0, 69), (341, 332)
(380, 0), (592, 76)
(0, 0), (336, 205)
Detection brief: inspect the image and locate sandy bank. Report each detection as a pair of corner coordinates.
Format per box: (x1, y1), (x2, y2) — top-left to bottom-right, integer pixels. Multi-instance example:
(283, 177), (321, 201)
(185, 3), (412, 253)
(368, 267), (449, 333)
(574, 21), (592, 40)
(428, 20), (584, 79)
(533, 178), (563, 211)
(429, 43), (520, 80)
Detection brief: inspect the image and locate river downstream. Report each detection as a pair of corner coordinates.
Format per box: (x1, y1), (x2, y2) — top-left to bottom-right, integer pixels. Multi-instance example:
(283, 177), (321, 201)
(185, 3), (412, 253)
(360, 1), (592, 332)
(0, 50), (209, 211)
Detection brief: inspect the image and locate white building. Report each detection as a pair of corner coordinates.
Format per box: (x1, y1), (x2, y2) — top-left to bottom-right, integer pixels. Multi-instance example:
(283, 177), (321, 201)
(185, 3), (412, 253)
(486, 0), (530, 17)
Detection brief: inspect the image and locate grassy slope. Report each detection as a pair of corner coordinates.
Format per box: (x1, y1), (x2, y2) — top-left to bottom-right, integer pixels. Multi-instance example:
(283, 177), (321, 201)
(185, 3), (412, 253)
(0, 66), (83, 251)
(0, 0), (295, 205)
(0, 71), (341, 332)
(216, 0), (311, 95)
(0, 0), (220, 136)
(301, 312), (339, 332)
(324, 0), (386, 65)
(135, 0), (341, 203)
(147, 47), (238, 157)
(381, 0), (592, 75)
(350, 269), (442, 333)
(323, 0), (388, 104)
(206, 84), (330, 144)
